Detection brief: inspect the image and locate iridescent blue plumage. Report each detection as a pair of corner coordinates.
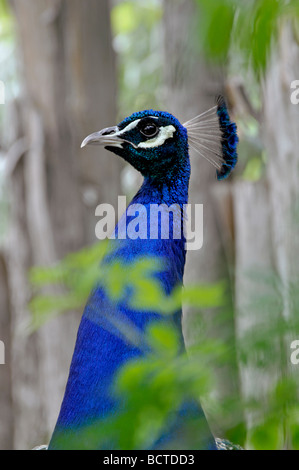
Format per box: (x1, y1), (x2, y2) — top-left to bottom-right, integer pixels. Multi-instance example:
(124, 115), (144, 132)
(216, 97), (238, 180)
(48, 107), (236, 450)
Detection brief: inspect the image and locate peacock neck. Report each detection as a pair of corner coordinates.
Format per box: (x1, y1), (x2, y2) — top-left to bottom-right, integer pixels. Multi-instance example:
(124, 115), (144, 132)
(133, 155), (191, 208)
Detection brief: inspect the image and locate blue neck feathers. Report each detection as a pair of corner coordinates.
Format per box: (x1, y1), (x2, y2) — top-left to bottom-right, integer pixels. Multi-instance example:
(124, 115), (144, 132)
(134, 157), (190, 206)
(49, 148), (216, 450)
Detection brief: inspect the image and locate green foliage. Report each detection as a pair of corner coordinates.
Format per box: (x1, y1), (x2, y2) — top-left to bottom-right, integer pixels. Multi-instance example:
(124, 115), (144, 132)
(44, 320), (229, 449)
(23, 0), (299, 450)
(0, 0), (15, 244)
(29, 239), (232, 448)
(29, 239), (226, 329)
(111, 0), (164, 117)
(242, 156), (264, 182)
(196, 0), (299, 78)
(29, 233), (299, 449)
(0, 0), (16, 99)
(29, 241), (110, 330)
(247, 376), (299, 449)
(0, 0), (12, 38)
(196, 0), (235, 62)
(194, 0), (299, 190)
(112, 0), (162, 35)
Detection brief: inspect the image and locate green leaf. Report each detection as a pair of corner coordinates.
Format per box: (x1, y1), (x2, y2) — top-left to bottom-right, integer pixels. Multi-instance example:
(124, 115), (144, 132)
(249, 418), (284, 450)
(182, 282), (225, 308)
(146, 322), (180, 358)
(196, 0), (236, 61)
(242, 156), (263, 181)
(196, 0), (299, 78)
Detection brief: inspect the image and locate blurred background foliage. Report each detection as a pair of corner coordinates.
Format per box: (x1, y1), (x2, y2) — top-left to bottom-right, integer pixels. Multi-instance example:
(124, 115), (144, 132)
(30, 242), (234, 449)
(111, 0), (164, 115)
(0, 0), (299, 450)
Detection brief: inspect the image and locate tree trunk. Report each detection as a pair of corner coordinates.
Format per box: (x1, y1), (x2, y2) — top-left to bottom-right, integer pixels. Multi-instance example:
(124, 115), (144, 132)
(233, 181), (279, 436)
(0, 253), (13, 449)
(233, 23), (299, 449)
(263, 23), (299, 448)
(264, 24), (299, 338)
(5, 0), (121, 449)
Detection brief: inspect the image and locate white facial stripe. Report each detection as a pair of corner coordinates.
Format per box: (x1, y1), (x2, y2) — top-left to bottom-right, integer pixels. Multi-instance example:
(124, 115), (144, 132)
(138, 125), (176, 149)
(117, 116), (158, 137)
(115, 119), (141, 137)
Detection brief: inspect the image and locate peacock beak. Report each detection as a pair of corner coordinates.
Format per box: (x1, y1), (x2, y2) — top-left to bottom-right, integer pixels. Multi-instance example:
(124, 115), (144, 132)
(81, 126), (123, 149)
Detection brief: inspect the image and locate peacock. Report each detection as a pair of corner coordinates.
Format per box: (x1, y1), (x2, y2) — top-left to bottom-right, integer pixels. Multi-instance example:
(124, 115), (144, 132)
(47, 97), (238, 450)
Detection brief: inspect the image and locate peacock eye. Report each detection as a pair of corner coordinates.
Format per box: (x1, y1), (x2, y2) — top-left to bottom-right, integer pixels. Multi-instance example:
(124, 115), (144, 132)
(139, 122), (159, 138)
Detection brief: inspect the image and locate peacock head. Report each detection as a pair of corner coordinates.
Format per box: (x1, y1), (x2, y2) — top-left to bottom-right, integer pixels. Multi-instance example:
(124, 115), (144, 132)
(81, 99), (238, 181)
(81, 110), (189, 180)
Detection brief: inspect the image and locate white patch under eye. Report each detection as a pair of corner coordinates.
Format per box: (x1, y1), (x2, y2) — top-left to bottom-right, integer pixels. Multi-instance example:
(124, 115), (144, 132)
(138, 125), (176, 149)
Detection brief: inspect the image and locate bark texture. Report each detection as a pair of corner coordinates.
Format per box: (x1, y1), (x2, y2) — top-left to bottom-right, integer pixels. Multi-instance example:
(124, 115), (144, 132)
(3, 0), (121, 449)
